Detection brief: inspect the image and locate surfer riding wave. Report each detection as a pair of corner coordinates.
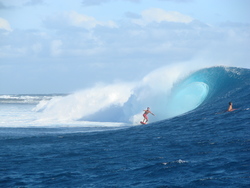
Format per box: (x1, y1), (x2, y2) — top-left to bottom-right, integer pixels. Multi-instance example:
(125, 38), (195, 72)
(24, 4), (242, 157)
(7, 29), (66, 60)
(141, 107), (155, 124)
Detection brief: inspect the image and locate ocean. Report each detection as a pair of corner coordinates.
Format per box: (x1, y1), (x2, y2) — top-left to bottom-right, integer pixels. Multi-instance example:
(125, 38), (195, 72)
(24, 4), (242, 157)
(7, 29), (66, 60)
(0, 66), (249, 187)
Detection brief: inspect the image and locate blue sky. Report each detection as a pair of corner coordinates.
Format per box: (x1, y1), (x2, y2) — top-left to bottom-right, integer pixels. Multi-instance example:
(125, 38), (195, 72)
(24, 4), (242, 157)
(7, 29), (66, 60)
(0, 0), (250, 94)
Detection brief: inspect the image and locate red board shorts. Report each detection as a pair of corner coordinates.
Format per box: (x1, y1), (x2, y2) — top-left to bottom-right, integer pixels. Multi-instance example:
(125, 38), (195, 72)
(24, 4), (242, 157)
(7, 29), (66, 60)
(143, 113), (148, 120)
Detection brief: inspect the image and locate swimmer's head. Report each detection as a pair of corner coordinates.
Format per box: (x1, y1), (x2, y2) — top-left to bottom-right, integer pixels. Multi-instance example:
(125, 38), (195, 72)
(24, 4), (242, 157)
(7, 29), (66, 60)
(229, 102), (232, 105)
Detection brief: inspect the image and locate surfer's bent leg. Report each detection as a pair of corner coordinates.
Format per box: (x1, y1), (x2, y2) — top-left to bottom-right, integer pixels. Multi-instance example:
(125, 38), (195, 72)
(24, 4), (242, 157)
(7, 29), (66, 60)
(143, 114), (148, 122)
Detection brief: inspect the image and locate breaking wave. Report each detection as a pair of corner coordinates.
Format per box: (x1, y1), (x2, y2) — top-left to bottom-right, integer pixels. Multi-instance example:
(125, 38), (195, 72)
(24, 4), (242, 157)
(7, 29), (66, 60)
(31, 65), (249, 125)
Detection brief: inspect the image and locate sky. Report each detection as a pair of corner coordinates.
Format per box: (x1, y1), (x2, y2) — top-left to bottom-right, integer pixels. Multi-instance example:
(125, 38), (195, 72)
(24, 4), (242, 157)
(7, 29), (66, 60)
(0, 0), (250, 94)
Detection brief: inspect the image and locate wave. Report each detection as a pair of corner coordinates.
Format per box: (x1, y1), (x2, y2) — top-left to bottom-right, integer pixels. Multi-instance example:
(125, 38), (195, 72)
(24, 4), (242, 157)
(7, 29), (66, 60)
(33, 65), (250, 125)
(33, 64), (192, 123)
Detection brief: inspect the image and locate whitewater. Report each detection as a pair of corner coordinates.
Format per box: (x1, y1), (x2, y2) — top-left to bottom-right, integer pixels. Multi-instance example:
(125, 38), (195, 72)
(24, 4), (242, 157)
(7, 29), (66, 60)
(0, 65), (249, 187)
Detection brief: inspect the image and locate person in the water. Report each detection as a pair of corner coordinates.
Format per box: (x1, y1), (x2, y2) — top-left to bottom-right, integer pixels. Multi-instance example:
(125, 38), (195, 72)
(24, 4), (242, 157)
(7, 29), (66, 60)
(142, 107), (155, 123)
(216, 102), (237, 114)
(227, 102), (236, 112)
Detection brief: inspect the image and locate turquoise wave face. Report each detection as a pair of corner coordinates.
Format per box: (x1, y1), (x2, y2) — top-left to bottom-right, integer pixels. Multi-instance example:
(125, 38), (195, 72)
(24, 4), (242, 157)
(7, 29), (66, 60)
(166, 82), (209, 118)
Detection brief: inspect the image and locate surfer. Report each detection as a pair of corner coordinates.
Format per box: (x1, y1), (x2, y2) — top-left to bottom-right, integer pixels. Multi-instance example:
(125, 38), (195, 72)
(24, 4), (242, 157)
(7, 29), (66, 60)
(227, 102), (236, 112)
(216, 102), (237, 114)
(142, 107), (155, 123)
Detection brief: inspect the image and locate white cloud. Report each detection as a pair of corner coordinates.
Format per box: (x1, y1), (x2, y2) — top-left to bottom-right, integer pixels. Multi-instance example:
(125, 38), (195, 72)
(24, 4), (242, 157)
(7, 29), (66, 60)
(0, 45), (27, 58)
(44, 11), (117, 30)
(132, 8), (193, 26)
(82, 0), (140, 6)
(50, 40), (62, 56)
(24, 0), (45, 6)
(81, 0), (189, 6)
(0, 17), (12, 31)
(32, 42), (42, 54)
(68, 11), (117, 29)
(1, 15), (250, 94)
(159, 0), (192, 2)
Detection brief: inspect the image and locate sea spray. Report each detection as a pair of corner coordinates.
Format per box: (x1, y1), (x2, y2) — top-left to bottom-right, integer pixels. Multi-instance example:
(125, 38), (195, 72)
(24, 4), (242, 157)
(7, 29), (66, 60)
(35, 83), (134, 121)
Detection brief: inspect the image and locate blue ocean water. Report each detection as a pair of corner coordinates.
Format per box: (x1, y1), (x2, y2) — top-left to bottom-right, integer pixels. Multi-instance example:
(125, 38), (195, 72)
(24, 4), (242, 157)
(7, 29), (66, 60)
(0, 66), (249, 187)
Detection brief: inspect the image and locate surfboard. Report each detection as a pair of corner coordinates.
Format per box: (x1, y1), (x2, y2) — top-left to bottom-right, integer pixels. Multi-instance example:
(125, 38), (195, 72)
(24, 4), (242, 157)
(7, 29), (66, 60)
(140, 121), (147, 125)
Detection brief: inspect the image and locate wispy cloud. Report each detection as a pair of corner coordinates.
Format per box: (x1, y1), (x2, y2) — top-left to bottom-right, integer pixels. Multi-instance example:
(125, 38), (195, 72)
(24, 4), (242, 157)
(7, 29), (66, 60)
(1, 7), (249, 62)
(82, 0), (140, 6)
(0, 17), (12, 31)
(43, 11), (117, 30)
(24, 0), (45, 6)
(131, 8), (193, 26)
(159, 0), (193, 2)
(81, 0), (190, 6)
